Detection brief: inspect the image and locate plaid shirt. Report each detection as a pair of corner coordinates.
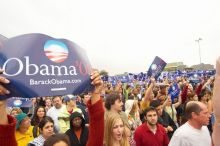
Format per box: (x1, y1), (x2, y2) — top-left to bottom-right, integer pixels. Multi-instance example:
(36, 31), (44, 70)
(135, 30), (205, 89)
(28, 134), (45, 146)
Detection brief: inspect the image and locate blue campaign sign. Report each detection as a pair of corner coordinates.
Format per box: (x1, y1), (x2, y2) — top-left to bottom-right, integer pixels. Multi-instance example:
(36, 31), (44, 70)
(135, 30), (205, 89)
(147, 56), (167, 79)
(168, 83), (180, 102)
(0, 34), (7, 48)
(7, 97), (32, 107)
(0, 33), (93, 100)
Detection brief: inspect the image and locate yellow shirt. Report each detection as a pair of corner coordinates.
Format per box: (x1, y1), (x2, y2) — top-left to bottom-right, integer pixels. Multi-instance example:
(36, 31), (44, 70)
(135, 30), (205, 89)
(58, 107), (83, 133)
(15, 126), (34, 146)
(140, 99), (150, 111)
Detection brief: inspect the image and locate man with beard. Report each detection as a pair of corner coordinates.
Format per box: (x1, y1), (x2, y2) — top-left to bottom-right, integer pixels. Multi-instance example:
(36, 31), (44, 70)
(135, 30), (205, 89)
(150, 99), (177, 139)
(47, 96), (66, 133)
(134, 107), (169, 146)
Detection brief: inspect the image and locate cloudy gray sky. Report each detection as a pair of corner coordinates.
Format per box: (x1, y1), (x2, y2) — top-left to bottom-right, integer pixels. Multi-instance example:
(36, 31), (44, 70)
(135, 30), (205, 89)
(0, 0), (220, 75)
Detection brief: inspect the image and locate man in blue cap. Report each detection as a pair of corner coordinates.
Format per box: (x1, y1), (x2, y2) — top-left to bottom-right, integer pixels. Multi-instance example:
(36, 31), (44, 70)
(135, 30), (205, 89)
(58, 94), (83, 133)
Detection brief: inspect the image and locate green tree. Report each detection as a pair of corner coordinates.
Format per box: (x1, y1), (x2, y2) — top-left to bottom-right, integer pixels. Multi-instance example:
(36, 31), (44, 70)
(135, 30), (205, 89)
(100, 70), (109, 76)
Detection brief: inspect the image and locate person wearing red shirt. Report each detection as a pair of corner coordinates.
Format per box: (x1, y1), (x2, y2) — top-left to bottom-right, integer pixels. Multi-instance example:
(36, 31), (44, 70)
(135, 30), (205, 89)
(134, 106), (169, 146)
(0, 101), (17, 146)
(0, 69), (17, 146)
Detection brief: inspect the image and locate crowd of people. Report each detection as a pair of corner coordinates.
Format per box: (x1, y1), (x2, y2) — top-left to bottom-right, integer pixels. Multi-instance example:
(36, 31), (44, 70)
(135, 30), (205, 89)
(0, 57), (220, 146)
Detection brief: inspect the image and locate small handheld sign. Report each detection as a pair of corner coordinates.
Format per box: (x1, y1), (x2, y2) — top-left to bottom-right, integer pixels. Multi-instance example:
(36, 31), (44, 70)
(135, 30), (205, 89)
(147, 56), (167, 79)
(7, 97), (32, 107)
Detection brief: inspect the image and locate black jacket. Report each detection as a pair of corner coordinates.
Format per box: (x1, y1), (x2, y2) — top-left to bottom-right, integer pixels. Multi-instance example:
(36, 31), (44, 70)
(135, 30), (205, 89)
(65, 112), (89, 146)
(158, 110), (177, 139)
(77, 102), (89, 124)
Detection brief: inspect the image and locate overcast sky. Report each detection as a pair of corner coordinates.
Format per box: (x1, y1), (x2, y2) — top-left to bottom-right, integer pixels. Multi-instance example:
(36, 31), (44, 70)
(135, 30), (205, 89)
(0, 0), (220, 75)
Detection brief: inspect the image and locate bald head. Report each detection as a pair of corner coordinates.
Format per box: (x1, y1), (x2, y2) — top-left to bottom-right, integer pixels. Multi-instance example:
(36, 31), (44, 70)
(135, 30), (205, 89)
(185, 101), (204, 120)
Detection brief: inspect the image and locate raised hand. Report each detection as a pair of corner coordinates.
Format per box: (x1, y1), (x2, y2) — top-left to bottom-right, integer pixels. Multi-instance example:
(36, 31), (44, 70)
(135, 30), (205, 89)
(0, 69), (10, 96)
(90, 69), (103, 104)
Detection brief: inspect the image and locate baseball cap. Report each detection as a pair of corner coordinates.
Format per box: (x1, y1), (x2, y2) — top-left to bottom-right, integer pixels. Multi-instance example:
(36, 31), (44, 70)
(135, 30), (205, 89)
(63, 94), (77, 102)
(15, 113), (28, 130)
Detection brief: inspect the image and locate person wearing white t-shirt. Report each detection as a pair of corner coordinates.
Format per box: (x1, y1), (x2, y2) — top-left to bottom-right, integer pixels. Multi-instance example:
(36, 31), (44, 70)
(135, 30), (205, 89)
(169, 101), (211, 146)
(47, 96), (66, 133)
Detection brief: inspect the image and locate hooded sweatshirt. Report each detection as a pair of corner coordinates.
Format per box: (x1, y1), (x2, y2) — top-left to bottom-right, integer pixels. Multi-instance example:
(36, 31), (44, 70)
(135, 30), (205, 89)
(125, 100), (142, 131)
(65, 112), (89, 146)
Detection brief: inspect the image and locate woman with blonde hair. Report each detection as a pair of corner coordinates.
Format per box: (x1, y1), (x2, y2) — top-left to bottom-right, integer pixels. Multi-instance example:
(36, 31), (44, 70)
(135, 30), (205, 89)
(125, 99), (142, 137)
(104, 113), (130, 146)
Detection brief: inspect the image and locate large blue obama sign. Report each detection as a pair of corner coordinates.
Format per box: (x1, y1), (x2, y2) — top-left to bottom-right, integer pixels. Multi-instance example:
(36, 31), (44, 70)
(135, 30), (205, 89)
(0, 33), (93, 99)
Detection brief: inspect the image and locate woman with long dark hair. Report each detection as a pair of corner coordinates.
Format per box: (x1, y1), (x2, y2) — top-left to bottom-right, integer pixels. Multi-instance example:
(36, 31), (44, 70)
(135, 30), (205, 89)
(31, 106), (46, 137)
(31, 106), (46, 126)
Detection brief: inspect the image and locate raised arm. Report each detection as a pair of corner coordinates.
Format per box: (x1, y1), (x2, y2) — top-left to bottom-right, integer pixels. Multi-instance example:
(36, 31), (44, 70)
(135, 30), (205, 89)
(173, 92), (182, 108)
(143, 77), (155, 102)
(90, 70), (103, 104)
(87, 70), (104, 146)
(0, 70), (10, 125)
(212, 57), (220, 146)
(0, 69), (17, 146)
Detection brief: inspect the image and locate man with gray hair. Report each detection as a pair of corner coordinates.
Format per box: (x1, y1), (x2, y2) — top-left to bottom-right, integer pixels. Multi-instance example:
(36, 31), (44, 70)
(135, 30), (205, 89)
(169, 101), (211, 146)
